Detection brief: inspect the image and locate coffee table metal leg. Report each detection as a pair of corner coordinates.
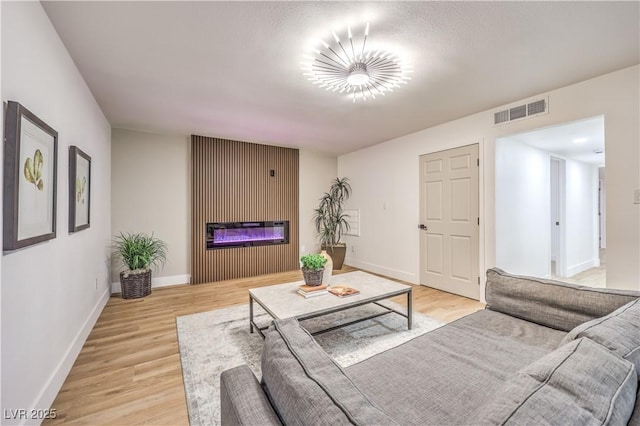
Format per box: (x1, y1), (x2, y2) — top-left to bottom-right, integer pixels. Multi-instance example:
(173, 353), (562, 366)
(407, 289), (413, 330)
(249, 295), (254, 333)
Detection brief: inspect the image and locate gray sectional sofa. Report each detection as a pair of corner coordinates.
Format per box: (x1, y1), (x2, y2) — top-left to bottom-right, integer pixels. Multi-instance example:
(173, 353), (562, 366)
(220, 268), (640, 425)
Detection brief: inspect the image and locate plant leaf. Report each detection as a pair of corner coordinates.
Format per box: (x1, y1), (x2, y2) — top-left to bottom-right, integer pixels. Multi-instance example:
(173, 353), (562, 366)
(112, 232), (167, 272)
(300, 253), (327, 270)
(76, 177), (81, 202)
(313, 177), (352, 246)
(34, 149), (43, 166)
(36, 179), (44, 191)
(24, 158), (35, 184)
(33, 149), (43, 180)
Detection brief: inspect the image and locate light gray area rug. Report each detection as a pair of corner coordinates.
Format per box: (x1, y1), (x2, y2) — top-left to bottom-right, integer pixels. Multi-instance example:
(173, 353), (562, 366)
(176, 276), (444, 426)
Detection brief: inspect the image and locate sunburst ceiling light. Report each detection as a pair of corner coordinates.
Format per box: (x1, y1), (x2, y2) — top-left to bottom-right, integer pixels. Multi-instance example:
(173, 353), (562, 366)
(301, 23), (412, 102)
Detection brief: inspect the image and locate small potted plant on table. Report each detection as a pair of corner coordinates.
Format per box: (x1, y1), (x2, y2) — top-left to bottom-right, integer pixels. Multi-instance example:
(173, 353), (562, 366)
(113, 232), (167, 299)
(300, 253), (327, 286)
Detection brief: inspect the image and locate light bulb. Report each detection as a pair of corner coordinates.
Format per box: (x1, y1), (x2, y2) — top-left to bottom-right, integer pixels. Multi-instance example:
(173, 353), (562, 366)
(347, 70), (370, 86)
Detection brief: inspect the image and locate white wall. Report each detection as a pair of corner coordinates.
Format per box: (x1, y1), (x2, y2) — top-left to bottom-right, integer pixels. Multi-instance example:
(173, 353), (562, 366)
(299, 150), (338, 255)
(1, 2), (111, 423)
(495, 140), (550, 277)
(495, 140), (600, 279)
(565, 159), (600, 275)
(339, 65), (640, 297)
(111, 129), (190, 290)
(340, 143), (425, 282)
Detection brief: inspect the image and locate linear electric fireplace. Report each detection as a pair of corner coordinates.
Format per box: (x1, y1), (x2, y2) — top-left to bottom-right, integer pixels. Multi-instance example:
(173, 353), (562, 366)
(206, 221), (289, 249)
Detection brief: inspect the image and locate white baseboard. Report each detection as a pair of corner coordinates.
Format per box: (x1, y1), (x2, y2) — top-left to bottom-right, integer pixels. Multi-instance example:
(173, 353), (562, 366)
(110, 273), (191, 294)
(28, 286), (110, 425)
(344, 257), (417, 284)
(567, 259), (600, 277)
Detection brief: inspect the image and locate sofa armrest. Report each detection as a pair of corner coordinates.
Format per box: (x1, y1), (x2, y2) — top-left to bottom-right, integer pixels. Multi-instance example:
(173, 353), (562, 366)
(220, 365), (282, 426)
(485, 268), (640, 331)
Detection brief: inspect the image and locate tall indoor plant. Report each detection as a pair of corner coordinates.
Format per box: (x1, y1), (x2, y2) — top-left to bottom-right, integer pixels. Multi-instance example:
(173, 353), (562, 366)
(113, 232), (167, 299)
(312, 177), (351, 269)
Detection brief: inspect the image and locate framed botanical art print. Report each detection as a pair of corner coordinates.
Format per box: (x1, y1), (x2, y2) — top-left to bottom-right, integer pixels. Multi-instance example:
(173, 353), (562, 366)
(68, 146), (91, 232)
(3, 101), (58, 251)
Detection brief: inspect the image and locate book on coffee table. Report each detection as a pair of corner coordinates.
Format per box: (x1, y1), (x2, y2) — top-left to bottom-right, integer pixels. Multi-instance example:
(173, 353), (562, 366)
(298, 284), (328, 293)
(297, 289), (328, 298)
(297, 284), (328, 298)
(328, 285), (360, 297)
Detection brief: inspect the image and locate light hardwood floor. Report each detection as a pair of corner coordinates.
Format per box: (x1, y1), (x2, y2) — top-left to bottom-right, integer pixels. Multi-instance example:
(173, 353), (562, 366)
(551, 249), (606, 288)
(45, 267), (484, 425)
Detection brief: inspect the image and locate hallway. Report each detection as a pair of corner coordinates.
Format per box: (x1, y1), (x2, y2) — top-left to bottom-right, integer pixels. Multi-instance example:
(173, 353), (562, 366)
(552, 249), (606, 288)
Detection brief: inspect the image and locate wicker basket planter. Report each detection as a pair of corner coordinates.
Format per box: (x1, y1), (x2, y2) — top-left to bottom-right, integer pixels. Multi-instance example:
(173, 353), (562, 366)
(120, 269), (152, 299)
(302, 268), (324, 286)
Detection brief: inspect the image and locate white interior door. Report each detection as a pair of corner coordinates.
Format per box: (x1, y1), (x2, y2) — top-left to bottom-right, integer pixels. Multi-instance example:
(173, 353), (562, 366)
(550, 157), (567, 277)
(419, 144), (479, 300)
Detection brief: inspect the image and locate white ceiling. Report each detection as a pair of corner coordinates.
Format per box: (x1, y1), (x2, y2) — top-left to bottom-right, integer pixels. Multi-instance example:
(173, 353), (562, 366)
(502, 116), (605, 166)
(42, 1), (639, 155)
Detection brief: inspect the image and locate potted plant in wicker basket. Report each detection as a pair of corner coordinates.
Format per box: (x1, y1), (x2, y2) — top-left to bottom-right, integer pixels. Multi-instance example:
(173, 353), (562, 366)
(113, 232), (167, 299)
(300, 253), (327, 286)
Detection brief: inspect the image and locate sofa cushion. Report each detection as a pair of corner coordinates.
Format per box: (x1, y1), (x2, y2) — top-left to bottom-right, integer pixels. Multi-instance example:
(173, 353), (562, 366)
(485, 268), (640, 331)
(560, 298), (640, 379)
(474, 338), (637, 426)
(220, 365), (282, 426)
(260, 318), (398, 426)
(346, 309), (565, 425)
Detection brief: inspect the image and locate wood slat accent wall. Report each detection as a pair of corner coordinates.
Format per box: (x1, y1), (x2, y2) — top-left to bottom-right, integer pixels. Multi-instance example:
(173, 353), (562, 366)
(191, 135), (299, 284)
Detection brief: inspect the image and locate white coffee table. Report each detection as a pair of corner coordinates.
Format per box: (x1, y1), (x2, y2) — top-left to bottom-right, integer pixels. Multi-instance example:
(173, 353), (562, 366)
(249, 275), (412, 338)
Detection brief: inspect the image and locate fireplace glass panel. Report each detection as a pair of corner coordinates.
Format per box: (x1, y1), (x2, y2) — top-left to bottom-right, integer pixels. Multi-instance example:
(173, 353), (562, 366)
(206, 221), (289, 249)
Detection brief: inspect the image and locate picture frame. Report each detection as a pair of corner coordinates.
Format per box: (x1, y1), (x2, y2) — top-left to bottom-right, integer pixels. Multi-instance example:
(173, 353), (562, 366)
(68, 146), (91, 232)
(3, 101), (58, 251)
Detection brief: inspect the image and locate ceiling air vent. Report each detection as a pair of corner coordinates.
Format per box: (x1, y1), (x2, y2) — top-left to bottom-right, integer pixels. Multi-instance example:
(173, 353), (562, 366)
(493, 98), (548, 126)
(509, 105), (527, 120)
(494, 110), (509, 125)
(527, 99), (546, 116)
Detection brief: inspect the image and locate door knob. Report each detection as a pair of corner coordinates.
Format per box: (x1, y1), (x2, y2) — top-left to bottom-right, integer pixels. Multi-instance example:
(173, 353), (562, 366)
(418, 224), (428, 230)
